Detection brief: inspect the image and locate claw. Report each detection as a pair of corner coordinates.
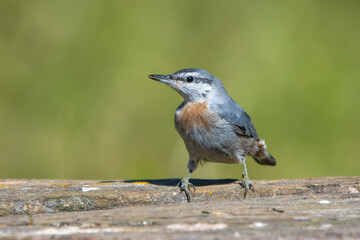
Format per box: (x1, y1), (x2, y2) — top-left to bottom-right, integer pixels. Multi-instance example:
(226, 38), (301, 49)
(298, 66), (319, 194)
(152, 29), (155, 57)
(177, 178), (195, 202)
(241, 176), (255, 198)
(249, 184), (255, 193)
(189, 182), (196, 192)
(185, 191), (191, 202)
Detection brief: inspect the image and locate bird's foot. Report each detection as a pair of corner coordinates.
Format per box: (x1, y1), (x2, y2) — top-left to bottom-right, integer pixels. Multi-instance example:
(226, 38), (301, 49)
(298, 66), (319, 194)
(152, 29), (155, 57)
(177, 177), (195, 202)
(240, 175), (255, 198)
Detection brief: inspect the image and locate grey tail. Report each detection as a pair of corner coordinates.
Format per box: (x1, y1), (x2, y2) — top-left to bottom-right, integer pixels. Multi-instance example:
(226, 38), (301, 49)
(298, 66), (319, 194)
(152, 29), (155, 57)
(253, 153), (276, 166)
(252, 140), (277, 166)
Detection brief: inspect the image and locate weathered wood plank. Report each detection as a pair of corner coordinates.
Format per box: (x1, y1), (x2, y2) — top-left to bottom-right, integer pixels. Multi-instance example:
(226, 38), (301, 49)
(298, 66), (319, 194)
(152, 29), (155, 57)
(0, 177), (359, 239)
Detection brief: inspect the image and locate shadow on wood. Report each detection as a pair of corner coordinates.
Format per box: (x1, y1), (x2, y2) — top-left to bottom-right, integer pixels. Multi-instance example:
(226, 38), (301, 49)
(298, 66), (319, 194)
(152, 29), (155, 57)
(102, 178), (239, 186)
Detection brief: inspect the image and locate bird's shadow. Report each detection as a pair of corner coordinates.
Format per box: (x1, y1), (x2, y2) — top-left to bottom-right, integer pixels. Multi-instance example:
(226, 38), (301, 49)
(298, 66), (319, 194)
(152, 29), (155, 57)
(99, 178), (239, 187)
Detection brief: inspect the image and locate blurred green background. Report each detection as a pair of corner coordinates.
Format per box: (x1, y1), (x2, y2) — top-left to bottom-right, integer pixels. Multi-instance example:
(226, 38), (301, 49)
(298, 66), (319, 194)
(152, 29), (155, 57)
(0, 1), (359, 180)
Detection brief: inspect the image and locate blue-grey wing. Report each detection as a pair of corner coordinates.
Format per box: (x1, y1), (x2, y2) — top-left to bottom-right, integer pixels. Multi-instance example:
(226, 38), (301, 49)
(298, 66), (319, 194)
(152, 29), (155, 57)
(215, 99), (259, 140)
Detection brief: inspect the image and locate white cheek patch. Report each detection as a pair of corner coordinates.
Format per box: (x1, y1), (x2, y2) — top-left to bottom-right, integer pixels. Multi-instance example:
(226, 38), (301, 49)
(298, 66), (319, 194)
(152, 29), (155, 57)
(199, 83), (212, 95)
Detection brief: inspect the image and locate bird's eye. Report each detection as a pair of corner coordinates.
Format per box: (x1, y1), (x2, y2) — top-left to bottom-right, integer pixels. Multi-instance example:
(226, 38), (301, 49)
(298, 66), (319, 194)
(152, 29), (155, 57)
(186, 76), (194, 83)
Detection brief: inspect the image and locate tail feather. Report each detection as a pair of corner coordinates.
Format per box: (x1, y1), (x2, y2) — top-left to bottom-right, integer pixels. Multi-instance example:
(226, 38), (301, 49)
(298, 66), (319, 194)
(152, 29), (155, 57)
(253, 153), (276, 166)
(252, 140), (276, 166)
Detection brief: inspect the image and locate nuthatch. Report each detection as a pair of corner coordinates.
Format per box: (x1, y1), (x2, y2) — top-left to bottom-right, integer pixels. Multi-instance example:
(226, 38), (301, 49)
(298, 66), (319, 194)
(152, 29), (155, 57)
(149, 68), (276, 202)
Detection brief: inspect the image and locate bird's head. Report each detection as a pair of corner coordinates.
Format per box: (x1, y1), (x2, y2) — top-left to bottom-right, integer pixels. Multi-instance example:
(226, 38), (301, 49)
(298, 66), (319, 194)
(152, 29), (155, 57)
(149, 68), (224, 102)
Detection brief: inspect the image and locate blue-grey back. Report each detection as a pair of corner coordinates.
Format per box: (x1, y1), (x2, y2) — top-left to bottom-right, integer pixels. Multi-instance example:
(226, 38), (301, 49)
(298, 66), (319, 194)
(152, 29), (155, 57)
(211, 97), (259, 140)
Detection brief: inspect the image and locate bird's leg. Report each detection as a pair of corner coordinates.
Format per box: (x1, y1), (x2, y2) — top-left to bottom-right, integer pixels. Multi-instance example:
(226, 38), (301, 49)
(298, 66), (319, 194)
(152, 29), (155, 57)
(240, 158), (255, 198)
(177, 170), (195, 202)
(177, 159), (197, 202)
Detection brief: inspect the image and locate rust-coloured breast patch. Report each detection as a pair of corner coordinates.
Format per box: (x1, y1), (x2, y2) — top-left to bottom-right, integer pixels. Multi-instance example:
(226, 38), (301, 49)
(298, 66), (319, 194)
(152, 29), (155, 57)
(177, 101), (215, 131)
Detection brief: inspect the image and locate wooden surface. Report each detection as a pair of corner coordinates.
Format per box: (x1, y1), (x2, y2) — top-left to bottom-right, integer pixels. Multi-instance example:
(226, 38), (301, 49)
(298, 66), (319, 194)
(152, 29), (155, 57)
(0, 177), (359, 239)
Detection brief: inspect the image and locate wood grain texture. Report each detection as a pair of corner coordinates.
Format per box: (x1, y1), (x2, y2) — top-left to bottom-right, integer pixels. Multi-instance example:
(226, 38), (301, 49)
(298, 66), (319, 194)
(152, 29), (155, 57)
(0, 177), (359, 239)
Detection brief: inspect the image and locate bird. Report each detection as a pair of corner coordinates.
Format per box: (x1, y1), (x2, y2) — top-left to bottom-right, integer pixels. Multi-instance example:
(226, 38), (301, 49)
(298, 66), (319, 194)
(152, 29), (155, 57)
(148, 68), (276, 202)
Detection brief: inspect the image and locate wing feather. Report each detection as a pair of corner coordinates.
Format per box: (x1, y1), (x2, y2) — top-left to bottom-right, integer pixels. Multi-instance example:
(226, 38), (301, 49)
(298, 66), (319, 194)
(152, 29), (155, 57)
(215, 99), (259, 140)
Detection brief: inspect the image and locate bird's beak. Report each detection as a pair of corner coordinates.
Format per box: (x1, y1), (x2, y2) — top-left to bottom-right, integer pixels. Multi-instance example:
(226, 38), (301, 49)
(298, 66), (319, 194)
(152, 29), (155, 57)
(148, 74), (171, 84)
